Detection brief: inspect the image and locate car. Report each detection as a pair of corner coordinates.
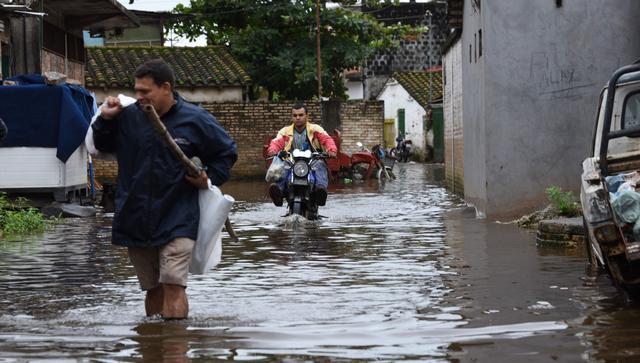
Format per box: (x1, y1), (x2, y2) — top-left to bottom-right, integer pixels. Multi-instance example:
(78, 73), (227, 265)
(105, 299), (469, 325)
(581, 63), (640, 298)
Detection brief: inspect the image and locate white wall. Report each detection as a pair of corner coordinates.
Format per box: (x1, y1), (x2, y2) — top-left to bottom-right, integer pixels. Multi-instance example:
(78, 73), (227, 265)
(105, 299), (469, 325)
(346, 80), (364, 100)
(461, 0), (487, 216)
(377, 79), (427, 150)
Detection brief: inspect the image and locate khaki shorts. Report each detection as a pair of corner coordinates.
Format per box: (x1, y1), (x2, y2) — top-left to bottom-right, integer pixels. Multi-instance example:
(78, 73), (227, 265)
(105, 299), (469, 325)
(128, 237), (196, 291)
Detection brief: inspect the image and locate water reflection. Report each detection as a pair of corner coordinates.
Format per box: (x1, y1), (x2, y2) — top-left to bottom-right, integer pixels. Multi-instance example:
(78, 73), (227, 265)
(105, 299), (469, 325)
(132, 322), (190, 363)
(0, 163), (637, 361)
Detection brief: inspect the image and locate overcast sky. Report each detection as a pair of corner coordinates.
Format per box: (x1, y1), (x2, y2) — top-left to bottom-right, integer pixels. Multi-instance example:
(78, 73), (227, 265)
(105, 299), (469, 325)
(117, 0), (188, 12)
(116, 0), (205, 46)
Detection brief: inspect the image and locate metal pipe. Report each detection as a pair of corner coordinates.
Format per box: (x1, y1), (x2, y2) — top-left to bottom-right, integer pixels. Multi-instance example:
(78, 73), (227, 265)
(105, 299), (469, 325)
(315, 0), (322, 99)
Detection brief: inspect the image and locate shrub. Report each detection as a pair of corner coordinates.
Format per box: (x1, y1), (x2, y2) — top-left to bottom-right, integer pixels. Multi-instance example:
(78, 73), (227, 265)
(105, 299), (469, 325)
(0, 193), (47, 236)
(546, 186), (581, 217)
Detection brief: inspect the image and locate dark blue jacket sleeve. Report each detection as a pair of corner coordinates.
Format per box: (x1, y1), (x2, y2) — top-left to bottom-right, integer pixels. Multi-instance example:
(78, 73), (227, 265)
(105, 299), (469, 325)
(91, 115), (119, 153)
(0, 117), (6, 143)
(196, 113), (237, 186)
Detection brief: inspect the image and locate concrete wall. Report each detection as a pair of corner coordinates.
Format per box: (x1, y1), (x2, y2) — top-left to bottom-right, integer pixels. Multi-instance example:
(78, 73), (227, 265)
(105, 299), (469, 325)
(461, 0), (640, 219)
(377, 80), (427, 151)
(91, 86), (244, 104)
(93, 101), (384, 181)
(461, 0), (487, 216)
(443, 39), (464, 196)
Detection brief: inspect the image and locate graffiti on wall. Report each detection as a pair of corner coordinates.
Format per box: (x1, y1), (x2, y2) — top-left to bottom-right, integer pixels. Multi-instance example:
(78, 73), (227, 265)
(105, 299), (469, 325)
(529, 51), (594, 99)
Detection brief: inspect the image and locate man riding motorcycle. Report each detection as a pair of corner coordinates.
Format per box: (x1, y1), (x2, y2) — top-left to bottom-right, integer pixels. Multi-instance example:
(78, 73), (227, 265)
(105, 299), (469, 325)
(266, 103), (337, 206)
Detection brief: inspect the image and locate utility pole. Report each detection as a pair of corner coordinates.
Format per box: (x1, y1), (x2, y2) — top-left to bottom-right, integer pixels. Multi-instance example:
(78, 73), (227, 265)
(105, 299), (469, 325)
(315, 0), (322, 99)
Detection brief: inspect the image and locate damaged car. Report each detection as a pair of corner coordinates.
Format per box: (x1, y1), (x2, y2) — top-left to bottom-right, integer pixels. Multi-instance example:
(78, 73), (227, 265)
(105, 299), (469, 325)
(581, 63), (640, 298)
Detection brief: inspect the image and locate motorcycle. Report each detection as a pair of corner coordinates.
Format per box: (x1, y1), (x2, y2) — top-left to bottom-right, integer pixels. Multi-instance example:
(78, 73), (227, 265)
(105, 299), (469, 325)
(391, 137), (412, 162)
(350, 142), (395, 181)
(281, 149), (328, 220)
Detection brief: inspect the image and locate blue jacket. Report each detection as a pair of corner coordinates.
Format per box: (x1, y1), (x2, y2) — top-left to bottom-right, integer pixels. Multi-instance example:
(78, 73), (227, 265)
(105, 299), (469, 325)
(92, 94), (237, 248)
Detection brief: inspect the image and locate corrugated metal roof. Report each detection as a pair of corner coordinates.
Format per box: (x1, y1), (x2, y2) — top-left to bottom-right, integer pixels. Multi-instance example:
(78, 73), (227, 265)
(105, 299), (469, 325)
(85, 46), (252, 88)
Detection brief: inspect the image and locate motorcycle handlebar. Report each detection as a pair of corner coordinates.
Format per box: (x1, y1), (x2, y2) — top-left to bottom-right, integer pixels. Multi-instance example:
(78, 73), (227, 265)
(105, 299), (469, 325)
(266, 150), (331, 160)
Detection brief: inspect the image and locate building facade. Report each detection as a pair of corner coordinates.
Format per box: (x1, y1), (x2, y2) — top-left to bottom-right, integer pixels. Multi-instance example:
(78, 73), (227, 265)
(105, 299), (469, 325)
(0, 0), (138, 83)
(443, 0), (640, 218)
(363, 1), (448, 100)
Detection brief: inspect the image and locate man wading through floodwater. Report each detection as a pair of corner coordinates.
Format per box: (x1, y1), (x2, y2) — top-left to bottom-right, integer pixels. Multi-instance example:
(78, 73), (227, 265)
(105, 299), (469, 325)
(91, 59), (237, 319)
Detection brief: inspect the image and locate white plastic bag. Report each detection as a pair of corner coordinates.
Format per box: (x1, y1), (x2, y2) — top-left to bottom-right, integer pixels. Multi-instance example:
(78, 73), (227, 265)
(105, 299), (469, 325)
(189, 179), (235, 274)
(265, 156), (286, 182)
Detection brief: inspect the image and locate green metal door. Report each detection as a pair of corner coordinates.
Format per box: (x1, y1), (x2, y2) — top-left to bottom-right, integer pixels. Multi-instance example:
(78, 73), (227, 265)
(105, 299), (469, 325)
(397, 109), (405, 138)
(431, 106), (444, 163)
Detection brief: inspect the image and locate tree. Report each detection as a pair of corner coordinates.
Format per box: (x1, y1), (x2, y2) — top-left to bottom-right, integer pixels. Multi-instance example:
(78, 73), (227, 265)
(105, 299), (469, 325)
(169, 0), (419, 100)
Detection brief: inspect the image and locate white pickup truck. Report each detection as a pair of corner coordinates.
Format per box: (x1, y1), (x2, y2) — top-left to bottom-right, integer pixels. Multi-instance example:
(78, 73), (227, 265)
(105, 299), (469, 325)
(581, 63), (640, 298)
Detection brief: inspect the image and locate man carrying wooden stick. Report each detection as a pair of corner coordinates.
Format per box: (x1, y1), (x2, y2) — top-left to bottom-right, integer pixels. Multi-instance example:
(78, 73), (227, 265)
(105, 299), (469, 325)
(91, 59), (237, 319)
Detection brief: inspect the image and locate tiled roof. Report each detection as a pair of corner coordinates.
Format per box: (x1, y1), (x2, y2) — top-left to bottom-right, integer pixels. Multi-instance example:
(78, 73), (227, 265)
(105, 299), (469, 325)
(393, 68), (443, 108)
(85, 46), (251, 88)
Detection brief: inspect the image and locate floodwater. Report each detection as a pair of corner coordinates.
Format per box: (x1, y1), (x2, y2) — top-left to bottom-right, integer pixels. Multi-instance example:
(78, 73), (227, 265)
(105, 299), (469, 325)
(1, 164), (640, 362)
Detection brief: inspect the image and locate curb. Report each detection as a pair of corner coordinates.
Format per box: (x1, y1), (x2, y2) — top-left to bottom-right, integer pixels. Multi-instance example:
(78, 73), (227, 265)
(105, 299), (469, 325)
(536, 217), (585, 248)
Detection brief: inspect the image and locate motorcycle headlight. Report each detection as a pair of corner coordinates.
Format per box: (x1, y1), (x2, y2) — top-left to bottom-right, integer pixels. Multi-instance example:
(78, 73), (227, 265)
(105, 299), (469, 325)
(293, 161), (309, 177)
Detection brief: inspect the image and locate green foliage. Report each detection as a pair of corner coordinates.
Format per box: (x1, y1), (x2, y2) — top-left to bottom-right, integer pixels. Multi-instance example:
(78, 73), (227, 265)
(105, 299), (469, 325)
(545, 186), (581, 217)
(2, 209), (46, 235)
(169, 0), (421, 100)
(0, 193), (47, 237)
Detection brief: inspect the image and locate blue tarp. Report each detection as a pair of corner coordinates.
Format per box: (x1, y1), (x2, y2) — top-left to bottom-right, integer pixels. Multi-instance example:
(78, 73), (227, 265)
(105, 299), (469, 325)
(0, 75), (94, 162)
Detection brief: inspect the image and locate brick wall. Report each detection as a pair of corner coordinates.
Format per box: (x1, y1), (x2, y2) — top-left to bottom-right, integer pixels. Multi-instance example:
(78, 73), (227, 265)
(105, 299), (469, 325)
(42, 50), (84, 84)
(337, 101), (384, 156)
(93, 159), (118, 183)
(443, 41), (464, 196)
(93, 101), (384, 181)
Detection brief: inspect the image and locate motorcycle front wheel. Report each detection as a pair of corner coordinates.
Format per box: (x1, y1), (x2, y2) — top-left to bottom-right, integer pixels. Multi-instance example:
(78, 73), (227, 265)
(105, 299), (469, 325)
(377, 167), (395, 181)
(292, 201), (303, 216)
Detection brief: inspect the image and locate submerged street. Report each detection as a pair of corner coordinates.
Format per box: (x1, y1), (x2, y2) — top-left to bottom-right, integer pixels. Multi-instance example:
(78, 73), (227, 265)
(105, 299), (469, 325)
(0, 163), (639, 362)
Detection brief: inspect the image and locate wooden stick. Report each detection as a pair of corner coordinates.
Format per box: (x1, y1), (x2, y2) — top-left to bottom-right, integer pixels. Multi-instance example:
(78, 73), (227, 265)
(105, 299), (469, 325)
(141, 104), (238, 240)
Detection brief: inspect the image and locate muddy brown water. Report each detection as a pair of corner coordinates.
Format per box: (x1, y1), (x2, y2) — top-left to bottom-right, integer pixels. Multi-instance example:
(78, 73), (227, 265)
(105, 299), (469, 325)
(1, 163), (640, 362)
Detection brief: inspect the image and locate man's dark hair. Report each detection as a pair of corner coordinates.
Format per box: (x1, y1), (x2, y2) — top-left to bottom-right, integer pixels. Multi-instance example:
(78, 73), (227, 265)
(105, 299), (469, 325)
(292, 103), (307, 114)
(134, 58), (175, 89)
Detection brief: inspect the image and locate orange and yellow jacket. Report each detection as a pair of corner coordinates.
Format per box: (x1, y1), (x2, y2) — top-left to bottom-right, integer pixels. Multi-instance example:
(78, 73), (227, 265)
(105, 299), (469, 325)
(267, 122), (337, 155)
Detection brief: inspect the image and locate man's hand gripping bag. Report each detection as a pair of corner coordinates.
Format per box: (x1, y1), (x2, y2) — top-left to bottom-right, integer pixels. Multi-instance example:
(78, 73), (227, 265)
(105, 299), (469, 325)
(189, 179), (235, 274)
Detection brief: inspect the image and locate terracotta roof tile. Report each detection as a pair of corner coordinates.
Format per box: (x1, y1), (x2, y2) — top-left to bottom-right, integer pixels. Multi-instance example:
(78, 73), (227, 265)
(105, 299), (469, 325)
(85, 46), (251, 88)
(393, 69), (443, 108)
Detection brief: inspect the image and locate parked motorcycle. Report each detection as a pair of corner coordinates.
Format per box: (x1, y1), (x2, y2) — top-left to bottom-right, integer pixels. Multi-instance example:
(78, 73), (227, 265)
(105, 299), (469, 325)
(351, 142), (395, 181)
(281, 149), (328, 220)
(391, 137), (412, 162)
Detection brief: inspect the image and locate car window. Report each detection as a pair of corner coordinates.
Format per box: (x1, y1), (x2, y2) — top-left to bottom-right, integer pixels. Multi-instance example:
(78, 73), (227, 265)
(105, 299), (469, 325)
(624, 92), (640, 129)
(607, 89), (640, 157)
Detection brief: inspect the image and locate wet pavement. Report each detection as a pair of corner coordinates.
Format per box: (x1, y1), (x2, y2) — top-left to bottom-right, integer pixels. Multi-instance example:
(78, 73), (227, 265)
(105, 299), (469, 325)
(1, 163), (640, 362)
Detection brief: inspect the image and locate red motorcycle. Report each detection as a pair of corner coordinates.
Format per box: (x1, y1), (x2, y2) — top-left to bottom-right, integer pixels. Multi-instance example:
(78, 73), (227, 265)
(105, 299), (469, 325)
(350, 142), (395, 181)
